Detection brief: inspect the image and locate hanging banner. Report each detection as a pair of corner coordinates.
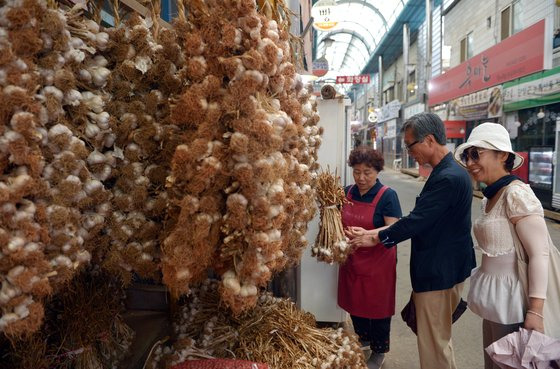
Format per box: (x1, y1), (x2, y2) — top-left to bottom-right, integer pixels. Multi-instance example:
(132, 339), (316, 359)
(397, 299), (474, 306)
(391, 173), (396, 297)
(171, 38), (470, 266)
(447, 85), (503, 120)
(503, 65), (560, 112)
(377, 100), (401, 123)
(335, 75), (370, 84)
(311, 0), (339, 32)
(403, 103), (425, 120)
(428, 18), (552, 106)
(384, 119), (397, 139)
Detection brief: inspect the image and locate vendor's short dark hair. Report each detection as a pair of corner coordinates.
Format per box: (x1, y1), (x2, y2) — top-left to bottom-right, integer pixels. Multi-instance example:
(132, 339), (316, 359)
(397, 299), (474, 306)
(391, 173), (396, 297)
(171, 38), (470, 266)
(348, 146), (384, 172)
(505, 153), (515, 172)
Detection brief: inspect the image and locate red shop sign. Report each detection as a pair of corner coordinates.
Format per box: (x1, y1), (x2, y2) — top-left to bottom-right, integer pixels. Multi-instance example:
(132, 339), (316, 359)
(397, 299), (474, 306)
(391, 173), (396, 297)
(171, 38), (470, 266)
(444, 120), (466, 139)
(336, 75), (370, 84)
(428, 18), (552, 106)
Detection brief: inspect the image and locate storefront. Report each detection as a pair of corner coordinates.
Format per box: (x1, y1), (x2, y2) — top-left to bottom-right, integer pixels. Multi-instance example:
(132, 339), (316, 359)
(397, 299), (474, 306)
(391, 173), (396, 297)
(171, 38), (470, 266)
(427, 18), (553, 203)
(503, 66), (560, 209)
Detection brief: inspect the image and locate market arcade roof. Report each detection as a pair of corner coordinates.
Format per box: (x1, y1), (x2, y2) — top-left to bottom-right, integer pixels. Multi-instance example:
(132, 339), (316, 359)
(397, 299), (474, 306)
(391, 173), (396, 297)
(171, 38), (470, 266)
(314, 0), (430, 83)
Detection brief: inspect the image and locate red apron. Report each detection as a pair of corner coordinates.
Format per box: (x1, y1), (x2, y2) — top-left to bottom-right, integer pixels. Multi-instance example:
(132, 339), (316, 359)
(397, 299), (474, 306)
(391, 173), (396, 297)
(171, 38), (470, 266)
(337, 185), (396, 318)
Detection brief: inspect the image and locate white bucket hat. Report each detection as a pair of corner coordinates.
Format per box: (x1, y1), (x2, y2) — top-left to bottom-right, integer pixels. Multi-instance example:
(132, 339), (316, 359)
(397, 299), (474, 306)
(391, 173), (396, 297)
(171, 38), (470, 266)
(454, 122), (524, 170)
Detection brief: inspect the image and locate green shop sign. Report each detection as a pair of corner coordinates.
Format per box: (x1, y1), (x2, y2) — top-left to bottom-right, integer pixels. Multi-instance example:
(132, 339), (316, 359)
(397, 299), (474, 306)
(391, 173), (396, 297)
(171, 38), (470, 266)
(503, 65), (560, 112)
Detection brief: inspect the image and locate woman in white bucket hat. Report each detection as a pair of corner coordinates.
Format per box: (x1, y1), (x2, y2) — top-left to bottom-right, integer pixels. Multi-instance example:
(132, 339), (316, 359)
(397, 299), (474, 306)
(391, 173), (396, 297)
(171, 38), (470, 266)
(454, 122), (560, 369)
(453, 122), (524, 172)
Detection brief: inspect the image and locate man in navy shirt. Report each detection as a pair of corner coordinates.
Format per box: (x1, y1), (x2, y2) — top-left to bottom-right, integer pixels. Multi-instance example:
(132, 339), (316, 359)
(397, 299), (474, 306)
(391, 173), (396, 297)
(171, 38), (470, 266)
(370, 113), (476, 369)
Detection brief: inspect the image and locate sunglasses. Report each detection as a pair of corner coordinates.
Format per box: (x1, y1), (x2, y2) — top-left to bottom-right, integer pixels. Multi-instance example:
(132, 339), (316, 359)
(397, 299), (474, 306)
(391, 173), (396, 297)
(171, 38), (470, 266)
(460, 148), (490, 164)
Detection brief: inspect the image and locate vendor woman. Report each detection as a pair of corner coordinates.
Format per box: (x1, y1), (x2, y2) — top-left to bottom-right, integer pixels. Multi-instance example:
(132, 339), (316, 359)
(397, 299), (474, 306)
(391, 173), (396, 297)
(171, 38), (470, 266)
(339, 146), (402, 367)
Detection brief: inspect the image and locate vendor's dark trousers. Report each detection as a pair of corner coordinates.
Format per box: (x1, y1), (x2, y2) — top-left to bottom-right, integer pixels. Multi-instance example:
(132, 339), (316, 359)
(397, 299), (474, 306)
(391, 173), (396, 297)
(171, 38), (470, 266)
(350, 315), (391, 353)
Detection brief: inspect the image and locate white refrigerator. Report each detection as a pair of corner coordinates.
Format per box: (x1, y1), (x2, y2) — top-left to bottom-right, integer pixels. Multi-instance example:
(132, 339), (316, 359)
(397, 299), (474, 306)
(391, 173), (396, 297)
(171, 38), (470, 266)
(297, 97), (353, 323)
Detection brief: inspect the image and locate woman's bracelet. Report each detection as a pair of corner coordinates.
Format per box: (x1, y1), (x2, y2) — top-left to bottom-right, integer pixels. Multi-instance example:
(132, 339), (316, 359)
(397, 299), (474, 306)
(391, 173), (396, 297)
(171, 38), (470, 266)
(526, 310), (544, 319)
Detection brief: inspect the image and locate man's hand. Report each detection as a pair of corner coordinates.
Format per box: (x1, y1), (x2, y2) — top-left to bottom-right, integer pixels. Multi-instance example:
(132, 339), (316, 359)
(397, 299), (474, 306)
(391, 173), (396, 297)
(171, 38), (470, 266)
(348, 229), (381, 248)
(344, 226), (367, 240)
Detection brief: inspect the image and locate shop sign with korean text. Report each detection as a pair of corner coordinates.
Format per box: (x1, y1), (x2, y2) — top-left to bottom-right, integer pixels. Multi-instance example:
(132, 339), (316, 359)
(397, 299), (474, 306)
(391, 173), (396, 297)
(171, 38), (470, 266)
(428, 18), (552, 106)
(403, 103), (425, 120)
(311, 0), (338, 31)
(503, 65), (560, 111)
(445, 121), (466, 139)
(377, 100), (401, 123)
(384, 119), (397, 139)
(431, 104), (447, 121)
(447, 85), (503, 120)
(336, 75), (370, 84)
(312, 57), (329, 77)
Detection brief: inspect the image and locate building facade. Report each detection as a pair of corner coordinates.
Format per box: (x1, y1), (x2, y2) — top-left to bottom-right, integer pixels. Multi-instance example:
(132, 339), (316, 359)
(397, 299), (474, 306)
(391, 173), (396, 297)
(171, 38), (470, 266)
(433, 0), (560, 208)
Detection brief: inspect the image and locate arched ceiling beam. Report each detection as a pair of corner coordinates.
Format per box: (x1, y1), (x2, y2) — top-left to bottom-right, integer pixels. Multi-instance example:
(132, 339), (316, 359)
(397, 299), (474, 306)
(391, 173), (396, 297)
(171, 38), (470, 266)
(329, 20), (378, 48)
(317, 29), (372, 55)
(336, 0), (388, 31)
(339, 52), (362, 71)
(339, 41), (367, 71)
(345, 41), (369, 62)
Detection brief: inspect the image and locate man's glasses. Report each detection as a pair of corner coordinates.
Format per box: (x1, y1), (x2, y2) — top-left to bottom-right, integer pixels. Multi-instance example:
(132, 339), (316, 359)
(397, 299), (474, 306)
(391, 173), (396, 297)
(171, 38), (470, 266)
(460, 148), (490, 165)
(404, 140), (419, 151)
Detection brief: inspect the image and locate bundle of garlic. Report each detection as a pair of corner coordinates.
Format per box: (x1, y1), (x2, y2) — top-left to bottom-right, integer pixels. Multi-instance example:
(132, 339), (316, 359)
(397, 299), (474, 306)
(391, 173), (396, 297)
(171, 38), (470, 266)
(162, 0), (322, 315)
(0, 269), (134, 369)
(280, 84), (322, 265)
(98, 8), (185, 283)
(36, 3), (116, 276)
(0, 0), (114, 337)
(312, 170), (349, 264)
(148, 280), (366, 369)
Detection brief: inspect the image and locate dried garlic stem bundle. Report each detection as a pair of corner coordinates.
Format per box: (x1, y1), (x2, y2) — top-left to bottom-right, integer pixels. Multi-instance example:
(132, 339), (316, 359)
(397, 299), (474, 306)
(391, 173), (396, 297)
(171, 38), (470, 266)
(151, 280), (367, 369)
(313, 170), (349, 264)
(0, 269), (133, 369)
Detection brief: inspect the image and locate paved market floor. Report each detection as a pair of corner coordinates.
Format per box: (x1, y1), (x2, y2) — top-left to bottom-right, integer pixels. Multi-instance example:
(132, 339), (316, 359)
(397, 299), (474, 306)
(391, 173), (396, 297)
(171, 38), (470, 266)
(364, 168), (560, 369)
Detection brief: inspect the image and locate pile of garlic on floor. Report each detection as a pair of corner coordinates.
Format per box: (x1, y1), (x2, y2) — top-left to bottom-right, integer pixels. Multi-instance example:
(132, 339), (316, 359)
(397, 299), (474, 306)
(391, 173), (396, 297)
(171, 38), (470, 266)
(145, 280), (367, 369)
(1, 0), (322, 338)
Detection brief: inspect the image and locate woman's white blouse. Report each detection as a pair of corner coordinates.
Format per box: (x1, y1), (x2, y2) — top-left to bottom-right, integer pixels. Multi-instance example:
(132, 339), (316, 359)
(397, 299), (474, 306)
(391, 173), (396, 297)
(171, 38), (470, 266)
(467, 182), (543, 324)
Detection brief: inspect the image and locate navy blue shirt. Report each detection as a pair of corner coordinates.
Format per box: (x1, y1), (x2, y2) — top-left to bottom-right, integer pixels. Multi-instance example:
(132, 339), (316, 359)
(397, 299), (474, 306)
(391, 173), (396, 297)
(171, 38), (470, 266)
(345, 179), (402, 228)
(378, 153), (476, 293)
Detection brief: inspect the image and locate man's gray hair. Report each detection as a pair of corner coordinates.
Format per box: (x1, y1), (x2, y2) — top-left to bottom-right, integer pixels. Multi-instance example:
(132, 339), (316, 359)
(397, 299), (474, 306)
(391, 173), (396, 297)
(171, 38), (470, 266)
(401, 112), (447, 145)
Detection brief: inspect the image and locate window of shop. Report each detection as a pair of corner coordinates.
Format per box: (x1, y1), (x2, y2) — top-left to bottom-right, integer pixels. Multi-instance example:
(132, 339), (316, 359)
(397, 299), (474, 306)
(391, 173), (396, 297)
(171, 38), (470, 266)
(396, 80), (403, 101)
(408, 70), (416, 100)
(384, 86), (394, 105)
(501, 1), (522, 41)
(511, 104), (560, 152)
(460, 32), (473, 63)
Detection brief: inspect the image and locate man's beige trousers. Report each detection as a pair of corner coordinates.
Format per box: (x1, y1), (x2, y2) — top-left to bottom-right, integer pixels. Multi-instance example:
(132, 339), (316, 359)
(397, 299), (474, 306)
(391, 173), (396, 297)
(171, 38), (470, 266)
(413, 282), (465, 369)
